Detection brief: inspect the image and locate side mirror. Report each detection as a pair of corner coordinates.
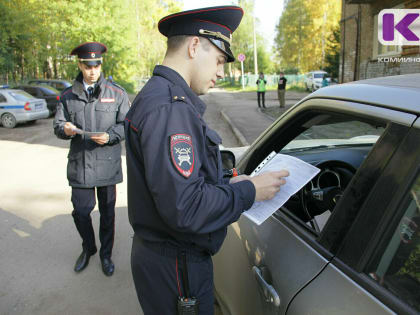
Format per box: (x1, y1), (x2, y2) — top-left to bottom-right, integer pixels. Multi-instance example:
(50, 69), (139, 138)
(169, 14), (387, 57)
(220, 150), (236, 170)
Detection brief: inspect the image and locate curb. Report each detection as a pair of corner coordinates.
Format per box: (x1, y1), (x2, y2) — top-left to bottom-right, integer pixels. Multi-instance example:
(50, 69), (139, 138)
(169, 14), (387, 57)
(220, 110), (250, 146)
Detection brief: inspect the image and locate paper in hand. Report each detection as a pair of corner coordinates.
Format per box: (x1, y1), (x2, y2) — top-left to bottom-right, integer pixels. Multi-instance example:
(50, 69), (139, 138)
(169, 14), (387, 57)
(243, 152), (320, 225)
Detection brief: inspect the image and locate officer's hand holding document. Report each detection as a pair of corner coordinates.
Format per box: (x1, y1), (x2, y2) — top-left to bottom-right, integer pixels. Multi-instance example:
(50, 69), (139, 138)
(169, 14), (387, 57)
(244, 151), (320, 225)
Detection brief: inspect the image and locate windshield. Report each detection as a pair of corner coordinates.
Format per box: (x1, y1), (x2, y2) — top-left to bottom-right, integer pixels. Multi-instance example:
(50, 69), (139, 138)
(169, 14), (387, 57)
(40, 86), (59, 95)
(8, 90), (36, 101)
(282, 117), (385, 152)
(313, 73), (325, 78)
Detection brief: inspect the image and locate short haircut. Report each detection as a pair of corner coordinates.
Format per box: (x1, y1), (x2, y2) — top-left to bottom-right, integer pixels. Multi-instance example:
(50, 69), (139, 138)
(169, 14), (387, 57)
(166, 35), (211, 56)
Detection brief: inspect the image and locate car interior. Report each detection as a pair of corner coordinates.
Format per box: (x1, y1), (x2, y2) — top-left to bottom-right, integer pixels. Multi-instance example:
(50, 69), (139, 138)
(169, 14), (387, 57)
(243, 110), (386, 234)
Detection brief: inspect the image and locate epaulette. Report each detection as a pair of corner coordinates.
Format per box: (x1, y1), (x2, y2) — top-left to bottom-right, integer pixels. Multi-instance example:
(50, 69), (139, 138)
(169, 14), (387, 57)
(108, 80), (126, 93)
(60, 86), (73, 99)
(169, 85), (188, 103)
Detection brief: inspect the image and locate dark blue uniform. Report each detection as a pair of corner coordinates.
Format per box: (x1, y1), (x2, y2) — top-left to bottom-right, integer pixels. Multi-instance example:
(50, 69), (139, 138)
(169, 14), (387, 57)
(125, 65), (255, 314)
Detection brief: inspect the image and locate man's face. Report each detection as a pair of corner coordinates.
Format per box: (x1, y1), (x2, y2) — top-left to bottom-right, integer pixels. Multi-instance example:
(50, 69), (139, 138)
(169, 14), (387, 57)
(190, 38), (227, 95)
(78, 62), (102, 85)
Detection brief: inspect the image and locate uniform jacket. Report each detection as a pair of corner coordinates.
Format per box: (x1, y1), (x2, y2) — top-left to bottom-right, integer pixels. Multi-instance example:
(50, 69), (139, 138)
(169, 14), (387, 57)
(124, 65), (256, 255)
(54, 72), (130, 188)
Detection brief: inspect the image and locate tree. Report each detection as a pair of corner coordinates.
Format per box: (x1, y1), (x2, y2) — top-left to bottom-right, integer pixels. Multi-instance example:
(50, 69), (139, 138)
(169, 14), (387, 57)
(274, 0), (341, 74)
(323, 26), (340, 80)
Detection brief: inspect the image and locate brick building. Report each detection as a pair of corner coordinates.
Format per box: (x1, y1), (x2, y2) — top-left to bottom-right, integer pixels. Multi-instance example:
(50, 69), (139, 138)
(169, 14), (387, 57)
(340, 0), (420, 83)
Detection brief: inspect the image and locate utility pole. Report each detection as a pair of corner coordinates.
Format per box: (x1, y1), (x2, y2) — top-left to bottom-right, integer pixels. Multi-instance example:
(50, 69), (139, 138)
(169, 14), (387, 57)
(253, 0), (258, 75)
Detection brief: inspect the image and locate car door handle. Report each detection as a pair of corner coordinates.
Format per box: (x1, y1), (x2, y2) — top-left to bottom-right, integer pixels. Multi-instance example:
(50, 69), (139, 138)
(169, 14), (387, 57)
(252, 266), (281, 307)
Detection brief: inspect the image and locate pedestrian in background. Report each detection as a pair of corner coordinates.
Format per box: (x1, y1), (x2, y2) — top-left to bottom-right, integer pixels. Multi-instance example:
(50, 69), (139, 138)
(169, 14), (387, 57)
(53, 42), (130, 276)
(322, 73), (330, 87)
(124, 6), (289, 315)
(278, 71), (287, 108)
(256, 72), (267, 108)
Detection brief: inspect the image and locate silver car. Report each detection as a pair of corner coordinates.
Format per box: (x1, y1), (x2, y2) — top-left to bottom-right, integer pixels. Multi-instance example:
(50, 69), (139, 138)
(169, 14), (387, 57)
(0, 88), (49, 128)
(215, 74), (420, 315)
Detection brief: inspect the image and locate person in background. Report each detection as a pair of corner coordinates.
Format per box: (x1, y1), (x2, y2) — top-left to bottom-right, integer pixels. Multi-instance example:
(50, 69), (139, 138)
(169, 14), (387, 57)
(53, 42), (130, 277)
(322, 73), (330, 88)
(277, 71), (287, 108)
(256, 72), (267, 108)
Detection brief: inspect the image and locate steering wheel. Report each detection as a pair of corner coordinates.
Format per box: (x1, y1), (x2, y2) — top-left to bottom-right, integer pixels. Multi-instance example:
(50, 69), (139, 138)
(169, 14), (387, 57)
(299, 160), (356, 231)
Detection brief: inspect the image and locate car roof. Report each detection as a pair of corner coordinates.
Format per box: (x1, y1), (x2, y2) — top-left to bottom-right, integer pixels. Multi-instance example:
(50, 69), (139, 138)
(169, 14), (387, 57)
(308, 73), (420, 115)
(17, 84), (60, 93)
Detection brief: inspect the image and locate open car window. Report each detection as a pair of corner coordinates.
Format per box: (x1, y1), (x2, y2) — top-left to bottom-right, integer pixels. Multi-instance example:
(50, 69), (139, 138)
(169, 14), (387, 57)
(277, 112), (386, 233)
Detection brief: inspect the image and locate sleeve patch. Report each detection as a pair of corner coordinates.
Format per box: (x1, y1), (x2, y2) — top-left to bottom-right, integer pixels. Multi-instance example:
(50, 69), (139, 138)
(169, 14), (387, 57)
(170, 134), (194, 178)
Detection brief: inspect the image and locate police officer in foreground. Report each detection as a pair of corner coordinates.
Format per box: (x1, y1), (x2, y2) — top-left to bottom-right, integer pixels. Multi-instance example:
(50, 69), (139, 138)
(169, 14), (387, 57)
(124, 6), (289, 314)
(54, 42), (130, 276)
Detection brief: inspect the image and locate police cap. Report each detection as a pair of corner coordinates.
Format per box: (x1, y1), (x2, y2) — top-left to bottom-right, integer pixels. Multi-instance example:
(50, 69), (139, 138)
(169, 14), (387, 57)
(70, 42), (107, 66)
(158, 6), (243, 63)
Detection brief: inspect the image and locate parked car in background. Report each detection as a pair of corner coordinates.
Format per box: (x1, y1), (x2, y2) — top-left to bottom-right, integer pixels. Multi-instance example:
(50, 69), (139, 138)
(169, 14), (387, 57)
(27, 79), (72, 92)
(14, 84), (60, 116)
(0, 88), (49, 128)
(215, 74), (420, 315)
(304, 70), (328, 91)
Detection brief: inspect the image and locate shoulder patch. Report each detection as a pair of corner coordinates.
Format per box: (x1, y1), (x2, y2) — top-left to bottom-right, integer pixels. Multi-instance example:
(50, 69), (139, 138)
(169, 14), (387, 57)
(170, 134), (194, 178)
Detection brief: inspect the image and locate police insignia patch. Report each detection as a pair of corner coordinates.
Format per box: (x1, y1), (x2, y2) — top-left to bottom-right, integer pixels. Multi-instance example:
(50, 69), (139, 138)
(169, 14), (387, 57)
(170, 134), (194, 178)
(91, 52), (96, 58)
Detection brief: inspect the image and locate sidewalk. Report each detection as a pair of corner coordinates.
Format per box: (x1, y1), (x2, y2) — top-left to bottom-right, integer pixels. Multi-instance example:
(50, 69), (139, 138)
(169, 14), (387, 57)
(213, 90), (309, 146)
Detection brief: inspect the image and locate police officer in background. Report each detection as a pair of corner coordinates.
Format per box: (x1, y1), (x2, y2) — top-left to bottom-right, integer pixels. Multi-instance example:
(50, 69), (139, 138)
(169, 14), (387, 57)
(125, 6), (289, 314)
(54, 42), (130, 276)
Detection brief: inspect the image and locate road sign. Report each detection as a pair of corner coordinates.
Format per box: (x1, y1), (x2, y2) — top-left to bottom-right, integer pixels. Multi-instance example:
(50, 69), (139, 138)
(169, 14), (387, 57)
(237, 53), (246, 62)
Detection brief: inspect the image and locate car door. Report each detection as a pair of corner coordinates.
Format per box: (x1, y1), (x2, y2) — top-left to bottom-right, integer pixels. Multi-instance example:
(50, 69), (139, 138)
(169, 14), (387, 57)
(288, 119), (420, 315)
(213, 98), (416, 315)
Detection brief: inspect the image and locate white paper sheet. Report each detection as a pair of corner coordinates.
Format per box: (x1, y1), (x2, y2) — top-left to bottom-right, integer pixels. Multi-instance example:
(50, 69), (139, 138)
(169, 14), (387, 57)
(243, 152), (320, 225)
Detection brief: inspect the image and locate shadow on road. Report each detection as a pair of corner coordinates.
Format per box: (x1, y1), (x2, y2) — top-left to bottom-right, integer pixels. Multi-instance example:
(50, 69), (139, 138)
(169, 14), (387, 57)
(0, 206), (140, 315)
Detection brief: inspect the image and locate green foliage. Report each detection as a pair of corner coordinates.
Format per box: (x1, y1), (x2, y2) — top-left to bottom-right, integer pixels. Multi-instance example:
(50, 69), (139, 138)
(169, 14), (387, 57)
(323, 26), (340, 80)
(274, 0), (341, 74)
(0, 0), (181, 89)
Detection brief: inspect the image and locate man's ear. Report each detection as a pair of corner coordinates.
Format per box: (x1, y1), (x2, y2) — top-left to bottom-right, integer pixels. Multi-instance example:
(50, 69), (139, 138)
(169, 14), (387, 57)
(187, 36), (201, 59)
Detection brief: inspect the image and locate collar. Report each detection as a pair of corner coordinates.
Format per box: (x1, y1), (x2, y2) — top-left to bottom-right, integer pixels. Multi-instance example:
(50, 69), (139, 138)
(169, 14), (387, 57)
(152, 65), (206, 116)
(72, 72), (104, 100)
(83, 80), (96, 91)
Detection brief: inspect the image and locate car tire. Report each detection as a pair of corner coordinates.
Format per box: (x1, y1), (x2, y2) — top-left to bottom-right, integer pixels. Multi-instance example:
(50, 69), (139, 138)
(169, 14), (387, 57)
(1, 113), (17, 128)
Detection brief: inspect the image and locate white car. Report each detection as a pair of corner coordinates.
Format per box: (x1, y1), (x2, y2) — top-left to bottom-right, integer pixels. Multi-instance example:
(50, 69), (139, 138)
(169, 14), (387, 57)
(0, 88), (49, 128)
(305, 70), (328, 91)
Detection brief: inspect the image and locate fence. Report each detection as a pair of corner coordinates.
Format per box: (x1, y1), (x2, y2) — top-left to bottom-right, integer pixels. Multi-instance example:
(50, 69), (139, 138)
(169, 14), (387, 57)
(220, 74), (306, 88)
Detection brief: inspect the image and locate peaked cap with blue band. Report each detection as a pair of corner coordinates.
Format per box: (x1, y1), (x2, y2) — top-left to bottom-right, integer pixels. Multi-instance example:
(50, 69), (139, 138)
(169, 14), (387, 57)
(158, 6), (243, 63)
(70, 42), (108, 66)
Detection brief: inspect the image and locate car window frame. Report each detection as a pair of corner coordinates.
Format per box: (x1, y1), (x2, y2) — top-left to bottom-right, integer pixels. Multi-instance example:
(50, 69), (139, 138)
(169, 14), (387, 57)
(237, 98), (416, 256)
(328, 121), (420, 315)
(0, 92), (7, 103)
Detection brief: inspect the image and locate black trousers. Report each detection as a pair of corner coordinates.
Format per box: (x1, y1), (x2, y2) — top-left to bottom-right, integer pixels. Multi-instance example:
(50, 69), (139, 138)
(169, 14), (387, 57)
(131, 236), (214, 315)
(71, 185), (116, 259)
(257, 91), (266, 107)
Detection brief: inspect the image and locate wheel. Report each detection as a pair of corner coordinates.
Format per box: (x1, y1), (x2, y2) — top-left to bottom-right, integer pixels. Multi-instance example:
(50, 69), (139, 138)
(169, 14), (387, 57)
(1, 113), (17, 128)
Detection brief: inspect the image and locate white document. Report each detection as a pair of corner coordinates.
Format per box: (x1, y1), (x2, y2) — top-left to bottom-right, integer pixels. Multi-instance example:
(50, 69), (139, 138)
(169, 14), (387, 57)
(72, 127), (105, 137)
(243, 152), (320, 225)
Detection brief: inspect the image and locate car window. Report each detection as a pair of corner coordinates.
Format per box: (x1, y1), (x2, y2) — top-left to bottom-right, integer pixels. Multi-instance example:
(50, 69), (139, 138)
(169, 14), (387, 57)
(55, 82), (66, 90)
(40, 86), (58, 95)
(0, 93), (7, 103)
(23, 87), (38, 95)
(314, 73), (324, 78)
(366, 173), (420, 312)
(8, 90), (35, 101)
(278, 113), (386, 232)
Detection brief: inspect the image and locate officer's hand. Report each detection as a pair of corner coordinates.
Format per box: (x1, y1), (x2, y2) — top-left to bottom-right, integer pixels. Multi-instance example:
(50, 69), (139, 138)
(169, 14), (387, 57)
(90, 133), (109, 145)
(229, 174), (250, 184)
(64, 122), (77, 136)
(250, 170), (289, 201)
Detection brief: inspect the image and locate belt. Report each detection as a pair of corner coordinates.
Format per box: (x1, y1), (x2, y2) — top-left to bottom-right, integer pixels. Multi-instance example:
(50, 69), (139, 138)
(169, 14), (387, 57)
(134, 235), (210, 262)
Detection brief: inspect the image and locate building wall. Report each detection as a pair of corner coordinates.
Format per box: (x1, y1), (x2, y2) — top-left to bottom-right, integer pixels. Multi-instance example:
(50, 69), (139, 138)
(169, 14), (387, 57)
(340, 0), (420, 82)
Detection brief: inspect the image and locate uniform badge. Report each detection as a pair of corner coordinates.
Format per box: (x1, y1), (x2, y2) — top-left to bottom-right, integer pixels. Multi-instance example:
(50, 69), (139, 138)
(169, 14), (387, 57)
(170, 134), (194, 178)
(91, 52), (96, 58)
